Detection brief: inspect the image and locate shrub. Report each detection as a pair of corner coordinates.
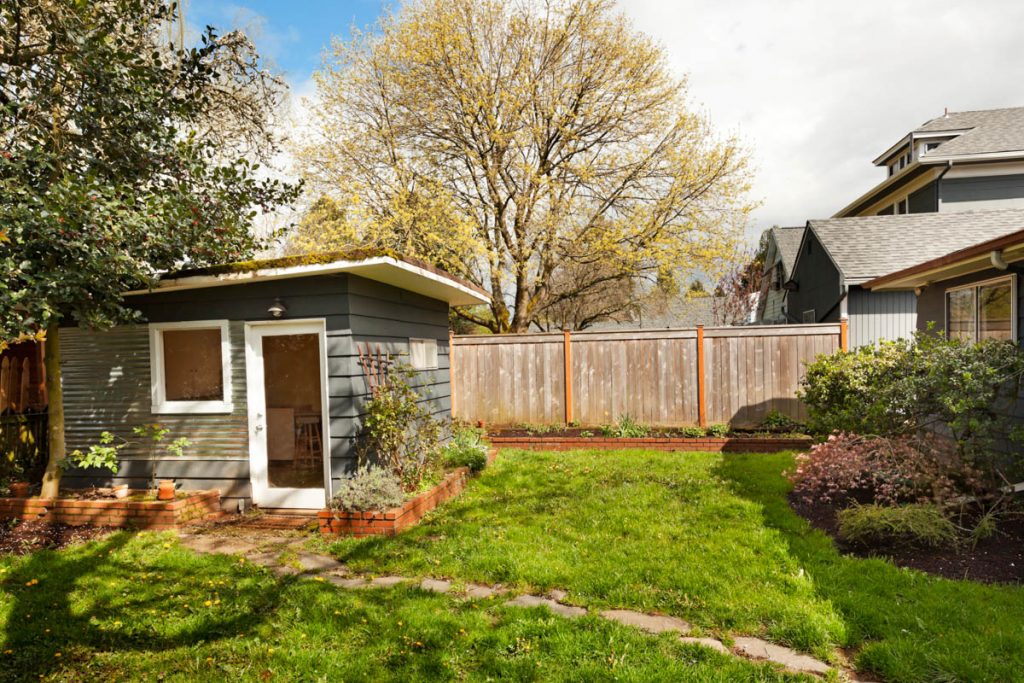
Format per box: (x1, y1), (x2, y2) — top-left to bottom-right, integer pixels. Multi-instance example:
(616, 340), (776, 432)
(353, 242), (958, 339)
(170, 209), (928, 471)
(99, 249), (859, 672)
(706, 423), (730, 438)
(759, 410), (803, 434)
(600, 415), (650, 438)
(442, 425), (489, 473)
(800, 333), (1024, 479)
(837, 503), (959, 548)
(330, 466), (405, 512)
(789, 433), (982, 507)
(62, 431), (124, 474)
(358, 365), (442, 491)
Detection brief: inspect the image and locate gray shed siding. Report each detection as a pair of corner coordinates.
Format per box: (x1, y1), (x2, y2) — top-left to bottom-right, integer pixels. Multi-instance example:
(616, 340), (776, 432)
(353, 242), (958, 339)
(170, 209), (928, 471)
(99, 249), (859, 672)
(941, 174), (1024, 213)
(787, 230), (843, 323)
(59, 273), (452, 509)
(846, 287), (918, 348)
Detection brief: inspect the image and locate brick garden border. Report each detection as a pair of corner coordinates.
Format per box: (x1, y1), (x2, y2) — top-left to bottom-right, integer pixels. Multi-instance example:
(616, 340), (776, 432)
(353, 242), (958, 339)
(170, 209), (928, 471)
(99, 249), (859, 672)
(0, 490), (221, 531)
(318, 467), (471, 537)
(489, 435), (814, 453)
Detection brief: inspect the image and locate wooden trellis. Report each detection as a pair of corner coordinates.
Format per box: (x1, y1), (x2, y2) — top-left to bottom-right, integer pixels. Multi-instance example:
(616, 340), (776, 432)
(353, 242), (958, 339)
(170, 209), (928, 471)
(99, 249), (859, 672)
(357, 343), (392, 397)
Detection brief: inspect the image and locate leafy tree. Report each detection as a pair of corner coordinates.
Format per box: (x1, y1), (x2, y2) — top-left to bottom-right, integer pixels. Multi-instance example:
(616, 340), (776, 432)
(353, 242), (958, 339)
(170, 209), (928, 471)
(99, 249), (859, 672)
(0, 0), (300, 495)
(296, 0), (753, 332)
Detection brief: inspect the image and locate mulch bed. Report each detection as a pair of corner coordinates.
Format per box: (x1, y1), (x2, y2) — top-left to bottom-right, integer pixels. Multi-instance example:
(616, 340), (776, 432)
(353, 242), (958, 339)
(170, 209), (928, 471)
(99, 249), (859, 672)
(791, 495), (1024, 584)
(0, 519), (115, 556)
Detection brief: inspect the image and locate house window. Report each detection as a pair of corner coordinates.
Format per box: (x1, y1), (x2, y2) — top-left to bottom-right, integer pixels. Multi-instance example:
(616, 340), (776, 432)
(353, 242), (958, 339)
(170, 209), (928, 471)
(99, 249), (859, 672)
(409, 338), (438, 370)
(150, 321), (233, 413)
(945, 276), (1015, 343)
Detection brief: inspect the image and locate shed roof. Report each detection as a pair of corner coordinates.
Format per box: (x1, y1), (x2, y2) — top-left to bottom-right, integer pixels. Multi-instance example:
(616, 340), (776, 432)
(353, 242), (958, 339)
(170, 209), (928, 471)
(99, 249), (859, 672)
(804, 208), (1024, 285)
(127, 250), (490, 306)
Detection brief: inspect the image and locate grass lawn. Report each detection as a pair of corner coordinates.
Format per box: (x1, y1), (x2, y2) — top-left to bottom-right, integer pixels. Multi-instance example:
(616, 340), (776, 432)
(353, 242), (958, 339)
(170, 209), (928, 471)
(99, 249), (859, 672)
(0, 534), (802, 682)
(322, 449), (1024, 683)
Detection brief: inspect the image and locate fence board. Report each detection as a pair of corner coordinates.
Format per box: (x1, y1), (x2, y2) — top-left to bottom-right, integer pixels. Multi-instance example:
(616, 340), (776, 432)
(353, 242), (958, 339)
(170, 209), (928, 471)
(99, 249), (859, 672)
(451, 324), (840, 427)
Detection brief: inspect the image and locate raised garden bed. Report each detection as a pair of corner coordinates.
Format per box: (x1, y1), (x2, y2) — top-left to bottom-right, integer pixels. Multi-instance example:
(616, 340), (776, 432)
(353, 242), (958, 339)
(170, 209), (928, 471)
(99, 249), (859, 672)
(318, 467), (470, 537)
(489, 434), (813, 453)
(0, 489), (221, 531)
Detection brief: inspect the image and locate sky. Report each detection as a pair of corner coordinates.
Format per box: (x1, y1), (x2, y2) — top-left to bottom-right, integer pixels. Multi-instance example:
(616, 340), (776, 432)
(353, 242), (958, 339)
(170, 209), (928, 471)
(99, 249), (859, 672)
(185, 0), (1024, 242)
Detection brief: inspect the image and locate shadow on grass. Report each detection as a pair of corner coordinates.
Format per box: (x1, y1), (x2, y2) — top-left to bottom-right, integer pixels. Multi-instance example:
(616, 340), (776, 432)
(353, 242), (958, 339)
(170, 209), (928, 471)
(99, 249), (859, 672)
(714, 452), (1024, 683)
(0, 531), (286, 682)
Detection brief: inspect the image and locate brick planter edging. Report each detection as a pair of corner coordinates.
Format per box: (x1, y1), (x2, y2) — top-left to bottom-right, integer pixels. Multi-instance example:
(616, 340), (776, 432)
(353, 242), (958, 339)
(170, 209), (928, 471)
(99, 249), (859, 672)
(488, 436), (814, 453)
(319, 468), (471, 537)
(0, 490), (221, 531)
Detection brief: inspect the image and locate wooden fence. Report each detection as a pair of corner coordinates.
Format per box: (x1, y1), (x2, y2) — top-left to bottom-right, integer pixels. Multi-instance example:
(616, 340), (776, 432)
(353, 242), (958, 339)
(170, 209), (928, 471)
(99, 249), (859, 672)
(450, 323), (845, 427)
(0, 341), (48, 481)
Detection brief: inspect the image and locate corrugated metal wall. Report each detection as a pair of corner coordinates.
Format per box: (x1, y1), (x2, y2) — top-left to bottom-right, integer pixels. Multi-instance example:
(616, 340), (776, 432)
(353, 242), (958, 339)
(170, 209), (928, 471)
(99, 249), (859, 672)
(847, 288), (918, 348)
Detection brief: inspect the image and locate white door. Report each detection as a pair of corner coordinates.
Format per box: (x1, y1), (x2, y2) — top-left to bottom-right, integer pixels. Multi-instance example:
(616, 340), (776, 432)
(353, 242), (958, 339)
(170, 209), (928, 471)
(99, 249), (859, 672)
(245, 320), (331, 508)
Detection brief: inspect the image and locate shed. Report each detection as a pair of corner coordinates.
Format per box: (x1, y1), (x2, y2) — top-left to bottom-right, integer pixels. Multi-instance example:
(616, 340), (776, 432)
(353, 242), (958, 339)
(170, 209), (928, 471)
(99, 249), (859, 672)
(58, 252), (489, 511)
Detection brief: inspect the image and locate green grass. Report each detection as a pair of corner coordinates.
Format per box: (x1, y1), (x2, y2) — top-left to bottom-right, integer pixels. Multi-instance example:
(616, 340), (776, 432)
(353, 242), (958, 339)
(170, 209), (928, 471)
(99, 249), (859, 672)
(321, 449), (1024, 682)
(0, 534), (801, 682)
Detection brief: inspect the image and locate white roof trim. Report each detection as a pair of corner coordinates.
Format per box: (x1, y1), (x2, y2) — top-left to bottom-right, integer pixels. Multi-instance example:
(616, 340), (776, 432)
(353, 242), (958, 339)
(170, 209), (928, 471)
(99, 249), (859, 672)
(125, 256), (490, 307)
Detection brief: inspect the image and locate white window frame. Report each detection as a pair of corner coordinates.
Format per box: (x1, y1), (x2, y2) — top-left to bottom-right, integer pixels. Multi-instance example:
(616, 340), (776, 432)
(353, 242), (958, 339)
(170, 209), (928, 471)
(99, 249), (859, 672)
(945, 274), (1017, 343)
(149, 320), (234, 414)
(409, 337), (439, 370)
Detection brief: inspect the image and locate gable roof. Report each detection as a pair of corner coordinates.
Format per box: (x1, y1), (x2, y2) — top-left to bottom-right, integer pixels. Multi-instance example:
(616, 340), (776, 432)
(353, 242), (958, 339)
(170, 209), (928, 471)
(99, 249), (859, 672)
(802, 208), (1024, 285)
(769, 226), (804, 278)
(916, 106), (1024, 159)
(127, 250), (490, 306)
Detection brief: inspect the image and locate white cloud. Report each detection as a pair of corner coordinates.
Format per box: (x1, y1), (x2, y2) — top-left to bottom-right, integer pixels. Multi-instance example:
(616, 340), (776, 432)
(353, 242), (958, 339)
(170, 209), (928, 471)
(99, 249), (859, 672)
(619, 0), (1024, 239)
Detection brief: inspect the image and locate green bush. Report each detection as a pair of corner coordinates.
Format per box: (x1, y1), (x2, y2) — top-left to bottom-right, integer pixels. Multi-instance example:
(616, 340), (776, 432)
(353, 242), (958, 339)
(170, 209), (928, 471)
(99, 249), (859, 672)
(600, 415), (650, 438)
(799, 332), (1024, 485)
(678, 426), (706, 438)
(330, 466), (405, 512)
(706, 423), (730, 438)
(358, 365), (442, 490)
(442, 424), (490, 473)
(837, 503), (959, 548)
(758, 410), (803, 434)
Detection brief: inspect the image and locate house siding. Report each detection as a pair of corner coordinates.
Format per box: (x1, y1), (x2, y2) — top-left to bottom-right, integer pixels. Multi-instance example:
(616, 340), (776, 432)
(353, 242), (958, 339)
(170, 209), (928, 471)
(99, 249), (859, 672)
(940, 174), (1024, 213)
(847, 287), (918, 348)
(787, 230), (842, 323)
(908, 181), (938, 213)
(915, 267), (1024, 341)
(59, 273), (453, 509)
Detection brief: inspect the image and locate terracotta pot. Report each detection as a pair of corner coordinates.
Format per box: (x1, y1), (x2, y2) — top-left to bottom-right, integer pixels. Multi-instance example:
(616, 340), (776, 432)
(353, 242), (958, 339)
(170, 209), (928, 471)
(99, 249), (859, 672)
(112, 484), (129, 500)
(9, 482), (30, 499)
(156, 479), (176, 501)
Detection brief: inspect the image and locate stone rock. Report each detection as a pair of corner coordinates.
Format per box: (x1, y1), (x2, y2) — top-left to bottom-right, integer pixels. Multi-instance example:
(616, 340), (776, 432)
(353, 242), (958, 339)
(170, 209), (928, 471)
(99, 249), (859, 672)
(463, 584), (497, 599)
(546, 588), (568, 601)
(296, 552), (342, 572)
(369, 575), (408, 588)
(420, 578), (452, 594)
(680, 637), (729, 654)
(506, 594), (586, 618)
(324, 575), (370, 589)
(733, 636), (831, 674)
(599, 609), (691, 635)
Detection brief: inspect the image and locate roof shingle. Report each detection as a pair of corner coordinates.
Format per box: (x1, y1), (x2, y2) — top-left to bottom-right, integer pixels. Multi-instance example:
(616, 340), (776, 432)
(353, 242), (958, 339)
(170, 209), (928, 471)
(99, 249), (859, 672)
(807, 208), (1024, 283)
(917, 106), (1024, 158)
(769, 226), (804, 278)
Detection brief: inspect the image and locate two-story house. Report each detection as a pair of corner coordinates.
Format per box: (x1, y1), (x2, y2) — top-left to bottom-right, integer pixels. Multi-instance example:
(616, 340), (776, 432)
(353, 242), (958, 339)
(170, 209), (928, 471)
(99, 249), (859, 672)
(780, 107), (1024, 346)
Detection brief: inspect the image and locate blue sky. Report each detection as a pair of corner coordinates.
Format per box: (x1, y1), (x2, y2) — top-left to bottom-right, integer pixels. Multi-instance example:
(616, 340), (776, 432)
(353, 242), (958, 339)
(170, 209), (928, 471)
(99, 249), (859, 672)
(186, 1), (385, 84)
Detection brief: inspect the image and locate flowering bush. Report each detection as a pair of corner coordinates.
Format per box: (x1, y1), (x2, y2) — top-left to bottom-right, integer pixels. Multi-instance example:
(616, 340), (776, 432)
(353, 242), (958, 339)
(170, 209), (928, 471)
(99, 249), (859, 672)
(789, 433), (983, 506)
(330, 466), (404, 512)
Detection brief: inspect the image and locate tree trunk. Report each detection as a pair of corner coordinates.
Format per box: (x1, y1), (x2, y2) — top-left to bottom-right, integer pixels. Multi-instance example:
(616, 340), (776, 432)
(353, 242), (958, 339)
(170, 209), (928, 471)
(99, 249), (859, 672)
(39, 325), (65, 498)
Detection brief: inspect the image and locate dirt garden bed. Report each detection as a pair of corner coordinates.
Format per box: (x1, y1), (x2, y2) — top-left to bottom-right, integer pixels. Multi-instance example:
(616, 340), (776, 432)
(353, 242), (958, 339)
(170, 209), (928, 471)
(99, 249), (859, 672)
(791, 494), (1024, 584)
(0, 489), (221, 531)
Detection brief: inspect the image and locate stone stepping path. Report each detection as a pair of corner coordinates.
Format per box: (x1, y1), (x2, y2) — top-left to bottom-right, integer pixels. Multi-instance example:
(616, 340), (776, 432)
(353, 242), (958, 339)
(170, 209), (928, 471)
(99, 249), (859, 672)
(177, 532), (857, 680)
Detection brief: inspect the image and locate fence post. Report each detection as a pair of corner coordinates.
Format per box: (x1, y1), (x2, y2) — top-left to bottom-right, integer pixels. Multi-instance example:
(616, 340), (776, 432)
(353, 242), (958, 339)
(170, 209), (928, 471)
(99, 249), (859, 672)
(449, 331), (456, 419)
(696, 325), (707, 427)
(563, 329), (573, 425)
(839, 319), (849, 352)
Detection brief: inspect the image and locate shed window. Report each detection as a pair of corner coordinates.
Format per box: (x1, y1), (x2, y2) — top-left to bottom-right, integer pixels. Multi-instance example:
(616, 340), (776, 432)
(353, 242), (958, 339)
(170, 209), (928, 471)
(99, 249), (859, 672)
(150, 321), (233, 413)
(946, 276), (1015, 343)
(409, 338), (438, 370)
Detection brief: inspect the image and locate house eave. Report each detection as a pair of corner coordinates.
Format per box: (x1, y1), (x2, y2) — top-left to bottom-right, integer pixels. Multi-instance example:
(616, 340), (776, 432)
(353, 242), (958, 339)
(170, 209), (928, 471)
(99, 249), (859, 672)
(125, 256), (491, 307)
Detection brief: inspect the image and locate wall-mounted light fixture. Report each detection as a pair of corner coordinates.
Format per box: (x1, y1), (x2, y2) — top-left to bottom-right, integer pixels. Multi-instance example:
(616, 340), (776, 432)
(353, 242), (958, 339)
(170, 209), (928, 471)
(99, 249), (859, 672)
(267, 298), (287, 318)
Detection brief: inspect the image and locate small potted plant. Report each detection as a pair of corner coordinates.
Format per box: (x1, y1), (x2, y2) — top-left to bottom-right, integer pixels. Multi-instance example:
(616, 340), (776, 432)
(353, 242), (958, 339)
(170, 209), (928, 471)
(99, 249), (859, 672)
(133, 424), (190, 501)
